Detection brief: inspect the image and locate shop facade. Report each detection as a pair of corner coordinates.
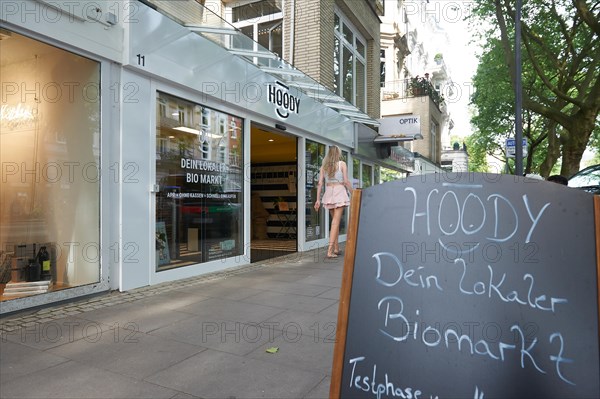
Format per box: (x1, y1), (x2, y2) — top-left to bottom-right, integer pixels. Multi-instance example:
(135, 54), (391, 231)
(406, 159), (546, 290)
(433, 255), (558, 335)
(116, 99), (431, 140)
(1, 0), (406, 313)
(0, 1), (122, 313)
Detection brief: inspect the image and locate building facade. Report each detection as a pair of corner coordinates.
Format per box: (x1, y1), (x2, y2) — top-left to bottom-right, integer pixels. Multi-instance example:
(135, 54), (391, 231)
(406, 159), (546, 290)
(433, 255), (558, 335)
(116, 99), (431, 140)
(378, 0), (458, 174)
(0, 0), (409, 313)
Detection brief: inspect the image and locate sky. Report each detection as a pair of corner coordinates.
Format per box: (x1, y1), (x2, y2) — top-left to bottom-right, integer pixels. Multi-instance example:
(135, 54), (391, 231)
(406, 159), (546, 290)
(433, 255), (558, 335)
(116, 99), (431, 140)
(434, 1), (481, 140)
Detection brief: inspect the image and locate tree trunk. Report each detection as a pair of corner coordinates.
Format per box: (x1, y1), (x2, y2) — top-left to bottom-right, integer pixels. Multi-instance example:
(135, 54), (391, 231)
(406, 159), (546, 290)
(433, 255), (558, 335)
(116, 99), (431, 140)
(539, 120), (561, 178)
(560, 110), (596, 176)
(561, 144), (587, 177)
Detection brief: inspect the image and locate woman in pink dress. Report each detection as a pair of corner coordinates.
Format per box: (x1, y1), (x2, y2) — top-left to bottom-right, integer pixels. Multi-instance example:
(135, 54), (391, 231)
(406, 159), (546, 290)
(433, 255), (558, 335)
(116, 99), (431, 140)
(314, 145), (352, 258)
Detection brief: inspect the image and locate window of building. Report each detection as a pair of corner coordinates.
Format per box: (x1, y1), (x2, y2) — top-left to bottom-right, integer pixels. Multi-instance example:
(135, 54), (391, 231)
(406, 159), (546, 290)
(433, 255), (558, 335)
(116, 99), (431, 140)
(231, 0), (282, 22)
(380, 49), (386, 87)
(430, 119), (438, 163)
(333, 9), (367, 111)
(353, 158), (361, 188)
(305, 140), (326, 242)
(362, 163), (373, 188)
(0, 31), (101, 300)
(155, 92), (244, 270)
(230, 0), (283, 58)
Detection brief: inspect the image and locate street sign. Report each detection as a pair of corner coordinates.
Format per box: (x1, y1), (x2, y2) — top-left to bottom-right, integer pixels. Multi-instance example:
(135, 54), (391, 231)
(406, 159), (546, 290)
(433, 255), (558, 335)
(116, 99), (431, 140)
(506, 138), (527, 158)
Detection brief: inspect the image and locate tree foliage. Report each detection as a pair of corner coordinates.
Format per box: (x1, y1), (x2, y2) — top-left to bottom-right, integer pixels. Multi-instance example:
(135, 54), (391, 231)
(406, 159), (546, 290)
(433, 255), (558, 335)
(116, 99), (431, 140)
(469, 0), (600, 176)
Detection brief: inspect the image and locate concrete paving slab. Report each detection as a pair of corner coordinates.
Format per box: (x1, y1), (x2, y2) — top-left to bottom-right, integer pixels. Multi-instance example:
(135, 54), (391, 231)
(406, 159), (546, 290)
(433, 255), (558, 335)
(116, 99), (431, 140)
(47, 327), (206, 380)
(226, 268), (314, 283)
(177, 297), (284, 324)
(262, 309), (338, 339)
(149, 315), (282, 356)
(144, 349), (324, 399)
(304, 376), (331, 399)
(76, 301), (195, 333)
(0, 340), (69, 381)
(169, 393), (199, 399)
(230, 278), (333, 297)
(172, 281), (264, 301)
(318, 302), (340, 319)
(1, 316), (114, 350)
(295, 274), (343, 288)
(133, 289), (211, 310)
(241, 290), (337, 313)
(317, 287), (342, 300)
(0, 360), (179, 398)
(246, 331), (336, 374)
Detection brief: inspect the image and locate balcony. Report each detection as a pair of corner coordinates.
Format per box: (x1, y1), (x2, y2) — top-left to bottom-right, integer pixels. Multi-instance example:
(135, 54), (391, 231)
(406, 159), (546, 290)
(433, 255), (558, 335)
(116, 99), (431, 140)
(381, 78), (445, 110)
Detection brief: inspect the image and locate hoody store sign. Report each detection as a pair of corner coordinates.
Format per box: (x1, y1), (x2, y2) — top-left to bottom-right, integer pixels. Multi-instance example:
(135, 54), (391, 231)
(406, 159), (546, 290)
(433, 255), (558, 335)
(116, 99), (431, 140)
(267, 82), (300, 119)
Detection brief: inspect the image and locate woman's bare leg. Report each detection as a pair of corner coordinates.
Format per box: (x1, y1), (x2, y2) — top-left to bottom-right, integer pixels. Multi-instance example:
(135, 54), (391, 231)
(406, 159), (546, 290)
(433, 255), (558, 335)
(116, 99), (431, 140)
(328, 207), (344, 257)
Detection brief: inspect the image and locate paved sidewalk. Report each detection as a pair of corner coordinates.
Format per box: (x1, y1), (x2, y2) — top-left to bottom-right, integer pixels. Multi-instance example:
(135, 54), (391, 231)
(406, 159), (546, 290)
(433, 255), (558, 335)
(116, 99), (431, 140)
(0, 247), (344, 399)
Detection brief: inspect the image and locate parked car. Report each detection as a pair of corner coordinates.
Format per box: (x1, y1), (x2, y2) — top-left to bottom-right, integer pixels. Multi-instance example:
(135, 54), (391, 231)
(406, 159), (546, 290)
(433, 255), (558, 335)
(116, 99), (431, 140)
(568, 164), (600, 194)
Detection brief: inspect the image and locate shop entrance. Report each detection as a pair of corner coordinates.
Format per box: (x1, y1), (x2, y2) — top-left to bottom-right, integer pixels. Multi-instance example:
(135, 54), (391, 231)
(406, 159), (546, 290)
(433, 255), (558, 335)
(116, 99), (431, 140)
(250, 124), (298, 262)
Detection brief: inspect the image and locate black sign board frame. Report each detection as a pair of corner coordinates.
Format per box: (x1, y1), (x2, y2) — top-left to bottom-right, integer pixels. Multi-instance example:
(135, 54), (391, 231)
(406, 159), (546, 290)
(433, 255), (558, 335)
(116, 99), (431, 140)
(330, 174), (600, 399)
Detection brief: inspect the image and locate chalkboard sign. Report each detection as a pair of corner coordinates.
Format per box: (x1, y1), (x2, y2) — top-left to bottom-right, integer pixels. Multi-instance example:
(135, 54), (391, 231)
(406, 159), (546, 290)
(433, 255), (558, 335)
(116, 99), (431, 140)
(331, 173), (600, 399)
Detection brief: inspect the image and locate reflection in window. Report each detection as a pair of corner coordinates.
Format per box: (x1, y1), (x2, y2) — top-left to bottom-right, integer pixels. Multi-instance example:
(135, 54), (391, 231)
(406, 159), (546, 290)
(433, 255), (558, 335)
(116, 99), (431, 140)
(305, 140), (326, 242)
(230, 0), (283, 59)
(231, 0), (282, 22)
(0, 31), (101, 300)
(339, 150), (349, 236)
(353, 158), (361, 188)
(362, 164), (373, 188)
(430, 119), (438, 162)
(155, 92), (244, 271)
(333, 9), (367, 110)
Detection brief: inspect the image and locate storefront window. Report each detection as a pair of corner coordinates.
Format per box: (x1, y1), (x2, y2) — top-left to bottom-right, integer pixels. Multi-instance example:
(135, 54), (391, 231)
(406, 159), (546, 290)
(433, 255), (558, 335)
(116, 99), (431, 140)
(155, 92), (243, 270)
(362, 164), (373, 188)
(305, 140), (326, 242)
(0, 31), (101, 300)
(380, 167), (406, 182)
(353, 158), (361, 188)
(374, 165), (381, 185)
(339, 150), (349, 236)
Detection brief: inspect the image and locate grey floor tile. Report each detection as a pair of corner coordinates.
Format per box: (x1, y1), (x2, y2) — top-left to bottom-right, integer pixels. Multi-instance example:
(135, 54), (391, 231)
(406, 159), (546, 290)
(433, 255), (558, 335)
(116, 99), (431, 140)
(173, 281), (264, 301)
(2, 316), (114, 350)
(135, 290), (210, 310)
(149, 315), (281, 356)
(231, 279), (332, 297)
(295, 274), (342, 288)
(318, 302), (340, 319)
(145, 349), (324, 399)
(177, 297), (284, 324)
(263, 309), (338, 340)
(76, 301), (194, 333)
(170, 393), (200, 399)
(230, 268), (316, 282)
(0, 340), (69, 381)
(47, 327), (205, 379)
(246, 332), (336, 374)
(0, 360), (178, 398)
(317, 287), (341, 300)
(304, 376), (331, 399)
(242, 291), (336, 313)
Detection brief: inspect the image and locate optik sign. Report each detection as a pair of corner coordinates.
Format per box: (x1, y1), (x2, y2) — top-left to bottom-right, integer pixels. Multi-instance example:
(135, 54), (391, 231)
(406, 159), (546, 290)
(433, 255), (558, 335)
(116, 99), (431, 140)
(267, 81), (300, 119)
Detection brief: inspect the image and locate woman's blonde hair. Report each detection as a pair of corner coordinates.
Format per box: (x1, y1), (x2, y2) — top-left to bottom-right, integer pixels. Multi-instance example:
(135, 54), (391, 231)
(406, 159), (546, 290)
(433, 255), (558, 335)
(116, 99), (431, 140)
(323, 145), (341, 178)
